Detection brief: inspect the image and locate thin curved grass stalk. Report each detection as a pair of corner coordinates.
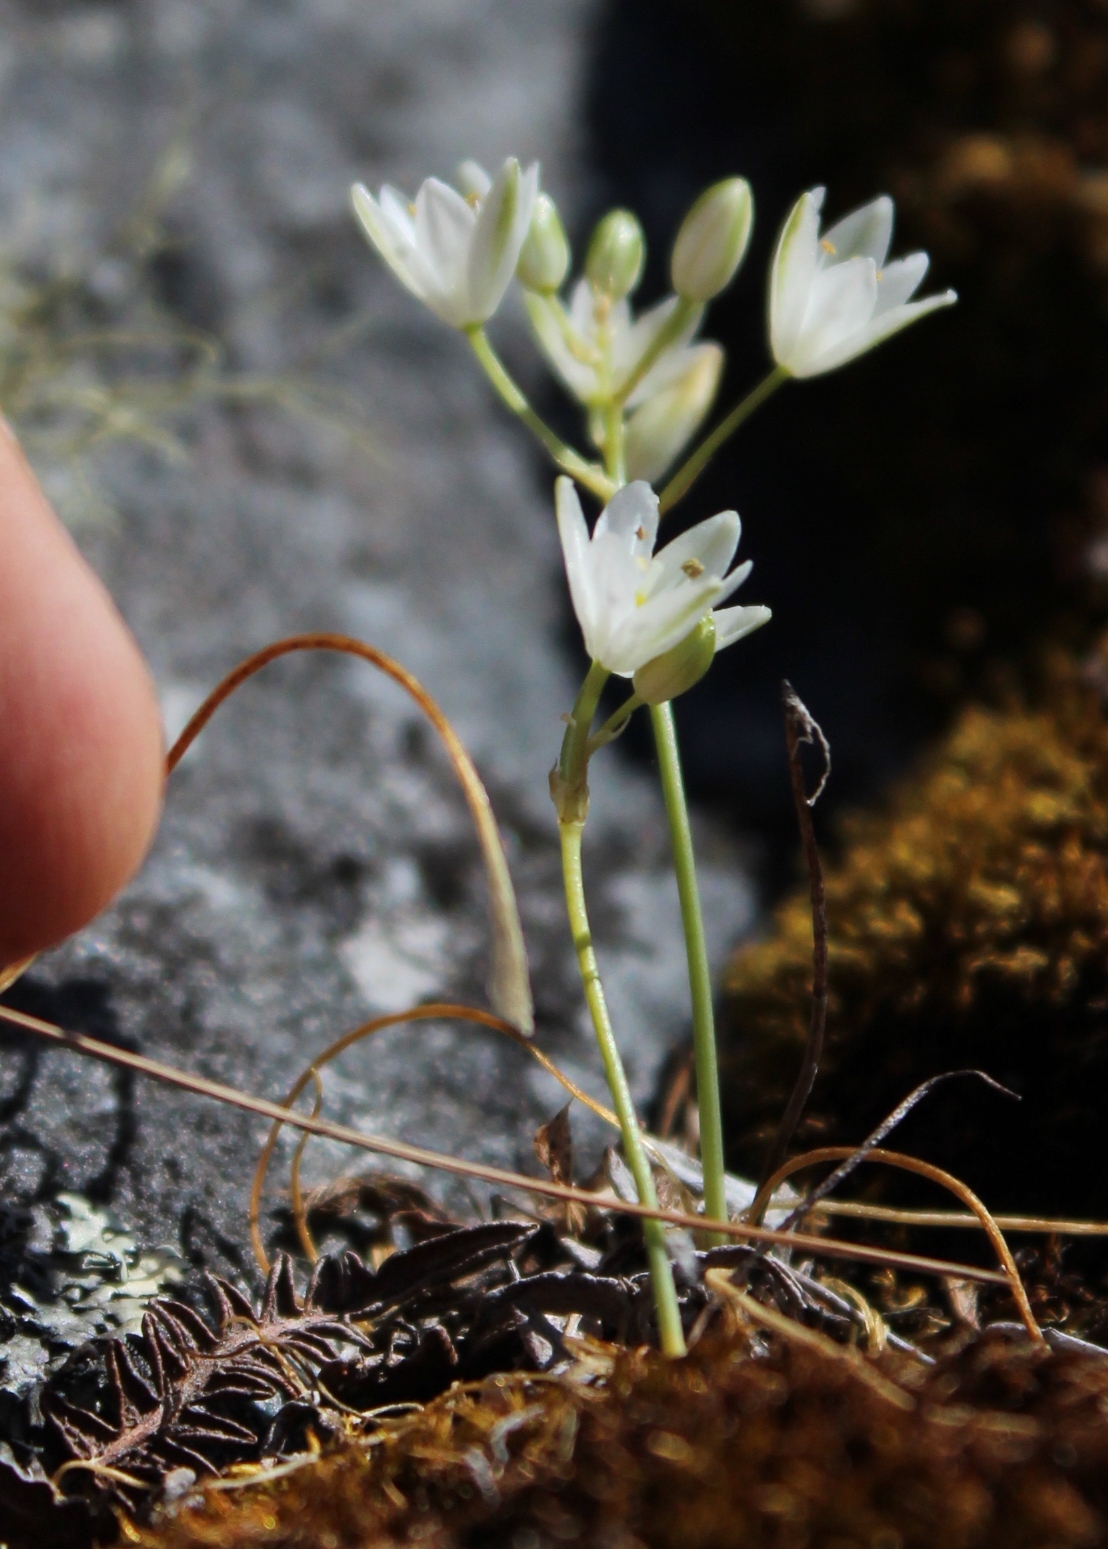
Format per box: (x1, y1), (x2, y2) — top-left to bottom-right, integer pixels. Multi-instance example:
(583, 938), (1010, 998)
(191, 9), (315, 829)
(260, 999), (791, 1272)
(0, 1000), (1014, 1288)
(289, 1071), (325, 1262)
(751, 1144), (1044, 1345)
(0, 953), (34, 994)
(166, 633), (533, 1036)
(813, 1201), (1108, 1236)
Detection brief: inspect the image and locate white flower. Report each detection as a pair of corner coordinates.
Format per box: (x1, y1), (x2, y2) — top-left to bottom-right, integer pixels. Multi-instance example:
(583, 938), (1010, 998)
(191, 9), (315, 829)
(555, 478), (769, 677)
(770, 188), (956, 378)
(525, 280), (702, 407)
(624, 341), (724, 484)
(351, 157), (539, 329)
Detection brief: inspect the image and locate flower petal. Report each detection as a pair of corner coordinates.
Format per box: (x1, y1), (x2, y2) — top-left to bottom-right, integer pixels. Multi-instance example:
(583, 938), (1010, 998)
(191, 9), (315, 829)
(555, 477), (600, 659)
(594, 481), (659, 558)
(712, 603), (771, 650)
(606, 576), (722, 675)
(806, 287), (957, 374)
(351, 183), (430, 304)
(770, 187), (824, 368)
(524, 292), (597, 400)
(414, 176), (475, 321)
(467, 157), (539, 323)
(651, 509), (740, 592)
(624, 343), (723, 484)
(710, 556), (753, 606)
(874, 252), (929, 314)
(788, 255), (878, 377)
(821, 195), (894, 267)
(456, 159), (492, 201)
(620, 294), (701, 400)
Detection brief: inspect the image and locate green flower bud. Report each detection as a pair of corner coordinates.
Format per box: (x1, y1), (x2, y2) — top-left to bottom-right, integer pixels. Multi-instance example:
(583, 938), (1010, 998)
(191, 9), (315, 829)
(517, 193), (571, 293)
(585, 209), (645, 300)
(633, 616), (717, 705)
(670, 177), (753, 302)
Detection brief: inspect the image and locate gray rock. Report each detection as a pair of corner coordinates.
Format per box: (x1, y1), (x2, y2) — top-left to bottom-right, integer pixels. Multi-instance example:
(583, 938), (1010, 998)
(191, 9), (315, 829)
(0, 0), (753, 1289)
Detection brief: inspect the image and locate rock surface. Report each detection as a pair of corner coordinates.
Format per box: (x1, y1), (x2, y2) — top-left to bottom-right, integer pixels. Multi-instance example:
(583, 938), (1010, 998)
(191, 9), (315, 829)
(0, 0), (752, 1289)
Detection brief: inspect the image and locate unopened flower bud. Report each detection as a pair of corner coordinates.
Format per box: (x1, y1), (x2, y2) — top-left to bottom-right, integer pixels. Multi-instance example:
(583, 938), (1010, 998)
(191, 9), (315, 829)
(517, 193), (570, 293)
(633, 617), (717, 705)
(670, 177), (753, 302)
(586, 209), (645, 300)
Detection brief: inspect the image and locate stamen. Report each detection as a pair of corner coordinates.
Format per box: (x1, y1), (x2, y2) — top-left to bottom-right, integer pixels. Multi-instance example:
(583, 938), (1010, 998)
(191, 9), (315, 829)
(682, 558), (705, 579)
(635, 525), (646, 541)
(820, 238), (837, 256)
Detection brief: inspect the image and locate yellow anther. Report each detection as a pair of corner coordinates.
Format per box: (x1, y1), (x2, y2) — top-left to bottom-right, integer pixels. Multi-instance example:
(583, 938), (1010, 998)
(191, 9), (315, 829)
(635, 525), (646, 541)
(681, 558), (705, 579)
(820, 238), (837, 256)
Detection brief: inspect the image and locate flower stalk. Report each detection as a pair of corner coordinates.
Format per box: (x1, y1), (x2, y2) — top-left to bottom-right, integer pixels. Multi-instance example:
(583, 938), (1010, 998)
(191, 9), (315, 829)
(559, 825), (687, 1357)
(650, 700), (727, 1244)
(466, 328), (613, 501)
(659, 364), (789, 515)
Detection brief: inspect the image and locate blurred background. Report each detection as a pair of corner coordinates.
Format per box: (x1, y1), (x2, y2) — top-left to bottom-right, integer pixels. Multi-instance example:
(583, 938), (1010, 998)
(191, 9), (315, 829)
(1, 0), (1106, 1283)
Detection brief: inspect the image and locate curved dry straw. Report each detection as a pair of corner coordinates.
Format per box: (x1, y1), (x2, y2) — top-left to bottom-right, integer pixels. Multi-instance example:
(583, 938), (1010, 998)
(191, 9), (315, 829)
(0, 998), (1017, 1290)
(166, 633), (533, 1035)
(249, 1000), (623, 1274)
(270, 997), (817, 1272)
(750, 1144), (1044, 1344)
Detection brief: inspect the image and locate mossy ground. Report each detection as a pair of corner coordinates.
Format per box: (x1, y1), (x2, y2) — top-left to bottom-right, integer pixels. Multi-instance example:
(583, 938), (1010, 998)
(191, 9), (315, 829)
(132, 1321), (1108, 1549)
(722, 658), (1108, 1225)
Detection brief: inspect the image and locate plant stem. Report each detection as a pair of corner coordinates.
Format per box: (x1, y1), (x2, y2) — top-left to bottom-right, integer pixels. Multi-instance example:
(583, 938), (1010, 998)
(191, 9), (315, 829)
(559, 817), (687, 1357)
(650, 701), (728, 1246)
(658, 364), (789, 515)
(602, 400), (626, 487)
(589, 691), (643, 752)
(467, 328), (613, 500)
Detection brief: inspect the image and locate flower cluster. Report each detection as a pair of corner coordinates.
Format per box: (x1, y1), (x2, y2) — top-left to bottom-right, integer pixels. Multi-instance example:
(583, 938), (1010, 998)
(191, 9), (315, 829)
(352, 158), (955, 703)
(348, 147), (958, 1360)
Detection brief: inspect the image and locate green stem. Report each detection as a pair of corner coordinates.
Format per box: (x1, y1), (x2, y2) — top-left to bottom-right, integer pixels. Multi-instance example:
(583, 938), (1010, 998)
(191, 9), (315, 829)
(467, 328), (614, 501)
(559, 818), (687, 1357)
(589, 691), (643, 753)
(650, 701), (728, 1246)
(602, 400), (626, 487)
(658, 364), (789, 515)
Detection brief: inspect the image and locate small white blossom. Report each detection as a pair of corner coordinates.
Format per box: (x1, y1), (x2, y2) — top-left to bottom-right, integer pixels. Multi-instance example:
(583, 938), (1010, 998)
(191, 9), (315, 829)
(555, 478), (768, 677)
(624, 341), (724, 484)
(351, 157), (539, 329)
(770, 188), (956, 378)
(526, 281), (702, 407)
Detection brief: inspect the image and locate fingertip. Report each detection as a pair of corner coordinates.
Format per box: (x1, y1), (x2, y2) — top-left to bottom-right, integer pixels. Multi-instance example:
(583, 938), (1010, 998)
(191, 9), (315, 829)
(0, 425), (164, 967)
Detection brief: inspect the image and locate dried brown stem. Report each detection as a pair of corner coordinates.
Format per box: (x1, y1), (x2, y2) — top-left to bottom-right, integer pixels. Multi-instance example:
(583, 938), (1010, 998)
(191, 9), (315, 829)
(751, 1144), (1044, 1344)
(0, 1000), (1011, 1287)
(754, 683), (830, 1203)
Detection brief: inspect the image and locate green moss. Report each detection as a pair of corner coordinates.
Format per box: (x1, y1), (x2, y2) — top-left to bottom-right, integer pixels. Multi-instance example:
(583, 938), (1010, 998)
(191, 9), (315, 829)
(133, 1323), (1108, 1549)
(722, 659), (1108, 1216)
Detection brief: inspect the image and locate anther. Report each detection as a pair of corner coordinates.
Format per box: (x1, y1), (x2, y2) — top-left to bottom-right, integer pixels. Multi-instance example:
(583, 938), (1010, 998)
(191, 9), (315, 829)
(682, 558), (705, 579)
(820, 238), (837, 256)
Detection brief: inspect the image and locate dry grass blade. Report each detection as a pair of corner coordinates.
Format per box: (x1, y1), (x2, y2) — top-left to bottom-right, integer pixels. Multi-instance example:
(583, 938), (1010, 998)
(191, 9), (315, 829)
(752, 1144), (1044, 1344)
(165, 633), (533, 1034)
(0, 999), (1015, 1288)
(812, 1201), (1108, 1235)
